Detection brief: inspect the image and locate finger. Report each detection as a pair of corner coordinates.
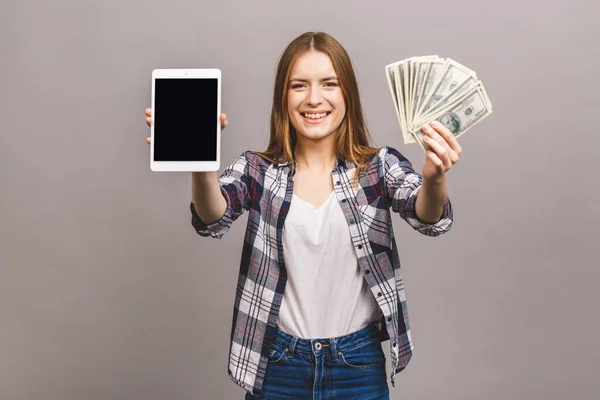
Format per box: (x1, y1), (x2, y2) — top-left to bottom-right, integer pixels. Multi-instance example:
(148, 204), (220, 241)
(146, 137), (151, 145)
(220, 113), (228, 129)
(423, 123), (459, 165)
(422, 125), (452, 166)
(145, 108), (151, 117)
(423, 135), (452, 169)
(431, 125), (460, 164)
(426, 150), (445, 173)
(422, 123), (450, 150)
(431, 121), (462, 155)
(146, 116), (152, 127)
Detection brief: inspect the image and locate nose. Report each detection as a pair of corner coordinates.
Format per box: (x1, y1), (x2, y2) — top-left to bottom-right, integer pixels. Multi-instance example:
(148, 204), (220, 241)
(306, 86), (323, 106)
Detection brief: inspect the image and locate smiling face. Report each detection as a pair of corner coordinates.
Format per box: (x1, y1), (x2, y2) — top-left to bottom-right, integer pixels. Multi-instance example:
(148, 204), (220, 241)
(287, 51), (346, 143)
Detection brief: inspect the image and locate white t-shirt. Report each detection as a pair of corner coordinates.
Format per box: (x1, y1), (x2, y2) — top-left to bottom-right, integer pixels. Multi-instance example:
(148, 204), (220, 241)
(277, 191), (383, 339)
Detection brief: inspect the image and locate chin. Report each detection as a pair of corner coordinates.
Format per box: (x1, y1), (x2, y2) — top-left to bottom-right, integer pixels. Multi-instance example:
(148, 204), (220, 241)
(295, 127), (337, 141)
(292, 120), (342, 142)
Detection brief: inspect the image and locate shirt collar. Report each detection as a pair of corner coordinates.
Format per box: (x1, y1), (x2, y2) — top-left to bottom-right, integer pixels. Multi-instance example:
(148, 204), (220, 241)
(275, 155), (352, 172)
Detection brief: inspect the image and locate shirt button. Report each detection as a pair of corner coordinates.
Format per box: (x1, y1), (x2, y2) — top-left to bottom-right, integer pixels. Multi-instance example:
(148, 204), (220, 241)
(335, 181), (341, 185)
(393, 342), (397, 347)
(358, 244), (363, 249)
(342, 199), (347, 203)
(387, 317), (392, 322)
(365, 270), (370, 275)
(350, 219), (355, 224)
(377, 292), (382, 297)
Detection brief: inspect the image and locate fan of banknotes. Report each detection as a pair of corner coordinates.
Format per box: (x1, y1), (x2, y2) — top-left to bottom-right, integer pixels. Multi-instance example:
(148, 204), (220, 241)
(385, 55), (493, 150)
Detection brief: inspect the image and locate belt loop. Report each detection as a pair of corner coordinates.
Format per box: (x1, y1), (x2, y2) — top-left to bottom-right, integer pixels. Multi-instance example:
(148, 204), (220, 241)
(330, 338), (339, 362)
(287, 336), (298, 359)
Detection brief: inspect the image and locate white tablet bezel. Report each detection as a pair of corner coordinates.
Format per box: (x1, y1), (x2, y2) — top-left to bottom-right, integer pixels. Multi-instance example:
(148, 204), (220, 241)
(150, 68), (221, 172)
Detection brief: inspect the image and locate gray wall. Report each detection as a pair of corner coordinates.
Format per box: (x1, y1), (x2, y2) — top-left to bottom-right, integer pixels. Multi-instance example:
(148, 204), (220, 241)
(2, 0), (599, 399)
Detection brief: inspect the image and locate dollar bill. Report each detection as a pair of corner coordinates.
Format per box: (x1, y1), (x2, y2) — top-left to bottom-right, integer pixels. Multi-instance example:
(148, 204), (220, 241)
(386, 61), (411, 144)
(403, 60), (412, 128)
(385, 60), (406, 140)
(386, 56), (441, 144)
(385, 55), (492, 149)
(409, 84), (493, 151)
(413, 73), (480, 128)
(414, 60), (444, 121)
(407, 56), (439, 126)
(396, 64), (411, 143)
(410, 60), (425, 122)
(415, 59), (477, 119)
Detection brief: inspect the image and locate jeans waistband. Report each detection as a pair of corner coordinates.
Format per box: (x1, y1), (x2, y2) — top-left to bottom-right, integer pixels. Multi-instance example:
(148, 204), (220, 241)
(272, 321), (381, 355)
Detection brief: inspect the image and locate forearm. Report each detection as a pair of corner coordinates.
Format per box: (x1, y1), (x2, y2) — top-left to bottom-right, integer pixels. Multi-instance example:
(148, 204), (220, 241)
(191, 172), (227, 225)
(414, 175), (448, 224)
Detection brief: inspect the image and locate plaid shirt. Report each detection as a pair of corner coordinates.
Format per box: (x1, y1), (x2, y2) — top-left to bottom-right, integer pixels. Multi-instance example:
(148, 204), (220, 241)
(190, 146), (453, 395)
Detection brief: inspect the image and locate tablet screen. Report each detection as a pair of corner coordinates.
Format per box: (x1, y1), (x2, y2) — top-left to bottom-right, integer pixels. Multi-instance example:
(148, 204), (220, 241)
(153, 78), (218, 162)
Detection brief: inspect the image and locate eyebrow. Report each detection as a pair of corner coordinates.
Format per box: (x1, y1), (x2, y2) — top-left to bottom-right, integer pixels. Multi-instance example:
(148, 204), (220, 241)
(289, 76), (338, 82)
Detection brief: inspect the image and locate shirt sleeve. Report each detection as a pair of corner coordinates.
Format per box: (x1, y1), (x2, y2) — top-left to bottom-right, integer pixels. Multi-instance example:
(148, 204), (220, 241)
(190, 152), (251, 239)
(382, 146), (453, 236)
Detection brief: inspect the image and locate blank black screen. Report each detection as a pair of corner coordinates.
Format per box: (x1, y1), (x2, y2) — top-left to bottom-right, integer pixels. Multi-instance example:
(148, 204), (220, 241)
(154, 78), (218, 161)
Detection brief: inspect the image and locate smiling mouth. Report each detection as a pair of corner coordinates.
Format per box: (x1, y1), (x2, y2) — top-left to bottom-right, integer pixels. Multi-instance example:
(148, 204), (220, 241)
(301, 112), (331, 120)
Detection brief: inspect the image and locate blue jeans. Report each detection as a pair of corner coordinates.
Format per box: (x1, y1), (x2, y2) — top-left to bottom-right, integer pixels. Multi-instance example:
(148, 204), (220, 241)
(245, 321), (389, 400)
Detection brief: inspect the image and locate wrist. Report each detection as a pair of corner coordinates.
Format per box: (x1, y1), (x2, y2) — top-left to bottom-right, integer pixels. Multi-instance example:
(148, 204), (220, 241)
(422, 173), (445, 187)
(192, 171), (217, 182)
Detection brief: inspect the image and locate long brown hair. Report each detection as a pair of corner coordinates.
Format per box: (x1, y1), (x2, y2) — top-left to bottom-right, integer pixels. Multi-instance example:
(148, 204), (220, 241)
(255, 32), (380, 183)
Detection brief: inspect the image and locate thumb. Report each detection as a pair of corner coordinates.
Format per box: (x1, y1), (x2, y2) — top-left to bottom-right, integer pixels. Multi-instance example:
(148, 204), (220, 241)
(220, 113), (228, 129)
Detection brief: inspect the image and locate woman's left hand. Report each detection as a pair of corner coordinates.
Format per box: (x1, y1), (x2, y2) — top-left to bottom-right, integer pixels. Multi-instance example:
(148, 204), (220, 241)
(420, 121), (462, 180)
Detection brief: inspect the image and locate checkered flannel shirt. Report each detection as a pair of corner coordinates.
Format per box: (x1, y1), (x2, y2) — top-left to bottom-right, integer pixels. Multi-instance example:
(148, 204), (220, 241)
(190, 146), (453, 395)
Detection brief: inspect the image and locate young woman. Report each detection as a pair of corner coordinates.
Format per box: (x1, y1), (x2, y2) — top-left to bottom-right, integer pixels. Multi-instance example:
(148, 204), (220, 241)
(145, 32), (460, 399)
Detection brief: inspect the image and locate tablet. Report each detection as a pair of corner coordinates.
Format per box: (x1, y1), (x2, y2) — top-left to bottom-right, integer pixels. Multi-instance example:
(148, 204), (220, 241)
(150, 68), (221, 171)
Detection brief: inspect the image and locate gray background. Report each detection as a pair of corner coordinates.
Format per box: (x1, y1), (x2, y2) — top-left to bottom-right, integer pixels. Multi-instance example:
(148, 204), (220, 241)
(1, 0), (599, 399)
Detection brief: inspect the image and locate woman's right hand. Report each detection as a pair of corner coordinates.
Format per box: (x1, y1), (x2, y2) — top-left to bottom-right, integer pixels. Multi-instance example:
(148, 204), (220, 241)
(144, 108), (229, 144)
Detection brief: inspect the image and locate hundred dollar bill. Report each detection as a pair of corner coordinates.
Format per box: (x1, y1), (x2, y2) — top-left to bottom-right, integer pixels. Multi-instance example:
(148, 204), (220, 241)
(392, 62), (412, 143)
(413, 74), (480, 127)
(386, 60), (419, 144)
(410, 81), (486, 134)
(412, 62), (429, 114)
(412, 62), (431, 120)
(415, 59), (477, 121)
(385, 60), (407, 141)
(412, 59), (446, 123)
(389, 56), (440, 144)
(395, 63), (413, 144)
(410, 60), (427, 122)
(403, 60), (412, 129)
(406, 56), (439, 129)
(409, 84), (493, 152)
(410, 61), (417, 121)
(385, 55), (492, 147)
(412, 57), (443, 122)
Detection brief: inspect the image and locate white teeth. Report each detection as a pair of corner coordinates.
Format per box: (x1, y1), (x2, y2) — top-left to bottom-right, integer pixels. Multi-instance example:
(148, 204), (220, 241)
(303, 112), (328, 119)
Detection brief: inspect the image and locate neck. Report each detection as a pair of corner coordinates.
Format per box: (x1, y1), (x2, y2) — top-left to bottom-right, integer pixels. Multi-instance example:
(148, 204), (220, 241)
(294, 136), (337, 173)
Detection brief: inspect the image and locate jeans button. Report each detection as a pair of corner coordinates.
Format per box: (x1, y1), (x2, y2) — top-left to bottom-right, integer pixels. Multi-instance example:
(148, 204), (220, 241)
(315, 342), (322, 350)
